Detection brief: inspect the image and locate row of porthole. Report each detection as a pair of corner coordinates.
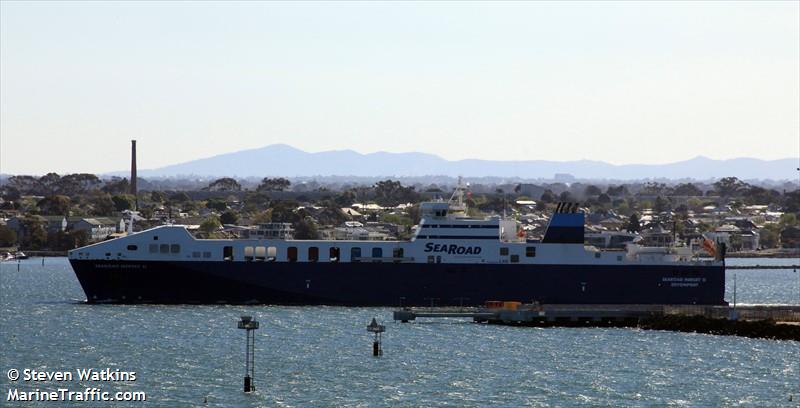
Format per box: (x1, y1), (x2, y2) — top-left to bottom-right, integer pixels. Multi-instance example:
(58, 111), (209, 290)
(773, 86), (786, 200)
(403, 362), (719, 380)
(129, 243), (182, 254)
(231, 246), (405, 262)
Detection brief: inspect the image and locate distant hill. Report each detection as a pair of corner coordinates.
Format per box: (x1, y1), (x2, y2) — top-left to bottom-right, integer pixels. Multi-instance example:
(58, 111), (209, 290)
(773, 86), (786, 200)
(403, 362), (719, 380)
(118, 144), (798, 180)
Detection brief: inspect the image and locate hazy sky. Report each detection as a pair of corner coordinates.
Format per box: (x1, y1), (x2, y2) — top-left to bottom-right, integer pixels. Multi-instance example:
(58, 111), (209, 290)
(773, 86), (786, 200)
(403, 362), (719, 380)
(1, 1), (798, 175)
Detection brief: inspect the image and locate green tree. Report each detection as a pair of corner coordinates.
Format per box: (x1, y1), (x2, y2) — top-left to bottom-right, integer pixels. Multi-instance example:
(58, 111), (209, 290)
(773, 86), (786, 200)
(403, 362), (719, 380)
(654, 196), (671, 213)
(58, 173), (102, 195)
(315, 201), (347, 226)
(614, 200), (631, 216)
(206, 198), (228, 212)
(90, 194), (115, 215)
(169, 192), (191, 203)
(626, 213), (641, 233)
(784, 190), (800, 213)
(333, 190), (357, 207)
(0, 225), (17, 246)
(712, 177), (749, 197)
(742, 186), (780, 205)
(293, 218), (319, 239)
(729, 234), (743, 252)
(606, 185), (629, 197)
(204, 177), (241, 192)
(252, 209), (272, 224)
(37, 195), (71, 215)
(69, 230), (90, 249)
(8, 175), (43, 195)
(673, 183), (702, 196)
(39, 172), (62, 195)
(687, 197), (705, 212)
(584, 185), (602, 196)
(20, 217), (47, 249)
(219, 210), (239, 225)
(149, 191), (166, 203)
(257, 177), (291, 192)
(539, 190), (555, 204)
(406, 204), (422, 225)
(759, 224), (782, 248)
(373, 180), (419, 206)
(242, 192), (270, 214)
(270, 200), (300, 223)
(641, 182), (668, 196)
(102, 177), (131, 194)
(674, 204), (689, 216)
(111, 194), (136, 212)
(779, 213), (798, 228)
(199, 216), (221, 234)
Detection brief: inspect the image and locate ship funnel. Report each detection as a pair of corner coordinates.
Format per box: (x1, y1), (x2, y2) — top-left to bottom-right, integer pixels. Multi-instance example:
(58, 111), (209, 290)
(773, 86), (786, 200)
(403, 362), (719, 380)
(542, 202), (584, 244)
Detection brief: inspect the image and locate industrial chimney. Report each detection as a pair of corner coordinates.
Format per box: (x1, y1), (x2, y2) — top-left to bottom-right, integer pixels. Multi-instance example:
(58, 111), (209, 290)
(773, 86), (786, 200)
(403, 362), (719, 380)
(131, 140), (137, 208)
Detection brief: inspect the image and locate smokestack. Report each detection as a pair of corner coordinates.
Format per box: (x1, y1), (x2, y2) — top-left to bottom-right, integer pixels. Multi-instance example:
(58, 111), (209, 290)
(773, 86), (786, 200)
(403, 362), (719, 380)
(131, 140), (137, 206)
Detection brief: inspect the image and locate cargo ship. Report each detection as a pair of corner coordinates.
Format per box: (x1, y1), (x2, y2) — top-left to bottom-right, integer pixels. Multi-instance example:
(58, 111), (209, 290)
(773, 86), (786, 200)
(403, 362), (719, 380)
(68, 183), (726, 306)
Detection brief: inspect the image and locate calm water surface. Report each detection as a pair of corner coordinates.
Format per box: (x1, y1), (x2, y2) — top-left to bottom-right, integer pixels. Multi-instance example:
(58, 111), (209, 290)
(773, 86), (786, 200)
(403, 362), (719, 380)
(1, 258), (798, 407)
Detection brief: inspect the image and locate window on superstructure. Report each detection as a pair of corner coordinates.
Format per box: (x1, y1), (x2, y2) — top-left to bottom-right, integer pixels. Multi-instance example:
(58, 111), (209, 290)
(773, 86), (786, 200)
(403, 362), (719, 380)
(330, 247), (340, 263)
(267, 246), (277, 261)
(160, 244), (169, 254)
(308, 247), (319, 262)
(223, 246), (233, 261)
(244, 246), (254, 261)
(351, 247), (361, 262)
(203, 251), (211, 258)
(192, 251), (201, 258)
(255, 246), (266, 261)
(372, 248), (383, 261)
(127, 245), (138, 251)
(427, 255), (435, 263)
(170, 244), (180, 254)
(287, 247), (298, 262)
(500, 247), (509, 256)
(526, 247), (536, 257)
(510, 254), (519, 263)
(393, 248), (404, 263)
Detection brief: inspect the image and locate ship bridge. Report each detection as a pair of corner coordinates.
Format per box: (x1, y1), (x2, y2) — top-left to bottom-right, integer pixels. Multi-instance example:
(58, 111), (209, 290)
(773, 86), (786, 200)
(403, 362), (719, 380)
(414, 200), (517, 242)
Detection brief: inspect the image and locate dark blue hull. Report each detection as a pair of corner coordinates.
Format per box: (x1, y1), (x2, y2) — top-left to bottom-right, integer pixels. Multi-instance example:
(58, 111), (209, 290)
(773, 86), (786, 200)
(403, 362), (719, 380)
(69, 260), (727, 306)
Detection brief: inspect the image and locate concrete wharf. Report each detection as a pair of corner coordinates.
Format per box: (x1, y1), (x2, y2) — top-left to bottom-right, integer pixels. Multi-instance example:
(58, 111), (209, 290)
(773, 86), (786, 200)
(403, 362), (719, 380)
(393, 304), (800, 326)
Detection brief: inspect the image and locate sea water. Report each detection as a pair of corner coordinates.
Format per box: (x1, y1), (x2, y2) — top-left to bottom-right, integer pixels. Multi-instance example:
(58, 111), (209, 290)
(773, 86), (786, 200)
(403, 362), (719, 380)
(1, 258), (798, 407)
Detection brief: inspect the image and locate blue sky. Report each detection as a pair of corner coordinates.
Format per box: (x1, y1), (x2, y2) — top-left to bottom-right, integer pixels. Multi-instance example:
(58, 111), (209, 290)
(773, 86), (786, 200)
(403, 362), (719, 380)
(1, 1), (798, 174)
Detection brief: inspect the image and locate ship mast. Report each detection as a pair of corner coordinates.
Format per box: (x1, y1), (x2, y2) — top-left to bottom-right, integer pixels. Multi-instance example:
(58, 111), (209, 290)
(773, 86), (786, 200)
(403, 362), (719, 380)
(448, 176), (468, 214)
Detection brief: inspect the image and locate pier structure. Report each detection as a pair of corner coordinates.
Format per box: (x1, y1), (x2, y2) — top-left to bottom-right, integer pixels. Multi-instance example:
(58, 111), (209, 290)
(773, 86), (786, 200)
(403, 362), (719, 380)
(393, 303), (800, 340)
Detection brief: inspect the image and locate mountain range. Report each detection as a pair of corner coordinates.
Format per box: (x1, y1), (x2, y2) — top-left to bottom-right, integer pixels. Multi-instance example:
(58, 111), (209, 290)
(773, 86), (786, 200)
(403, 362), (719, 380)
(123, 144), (799, 181)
